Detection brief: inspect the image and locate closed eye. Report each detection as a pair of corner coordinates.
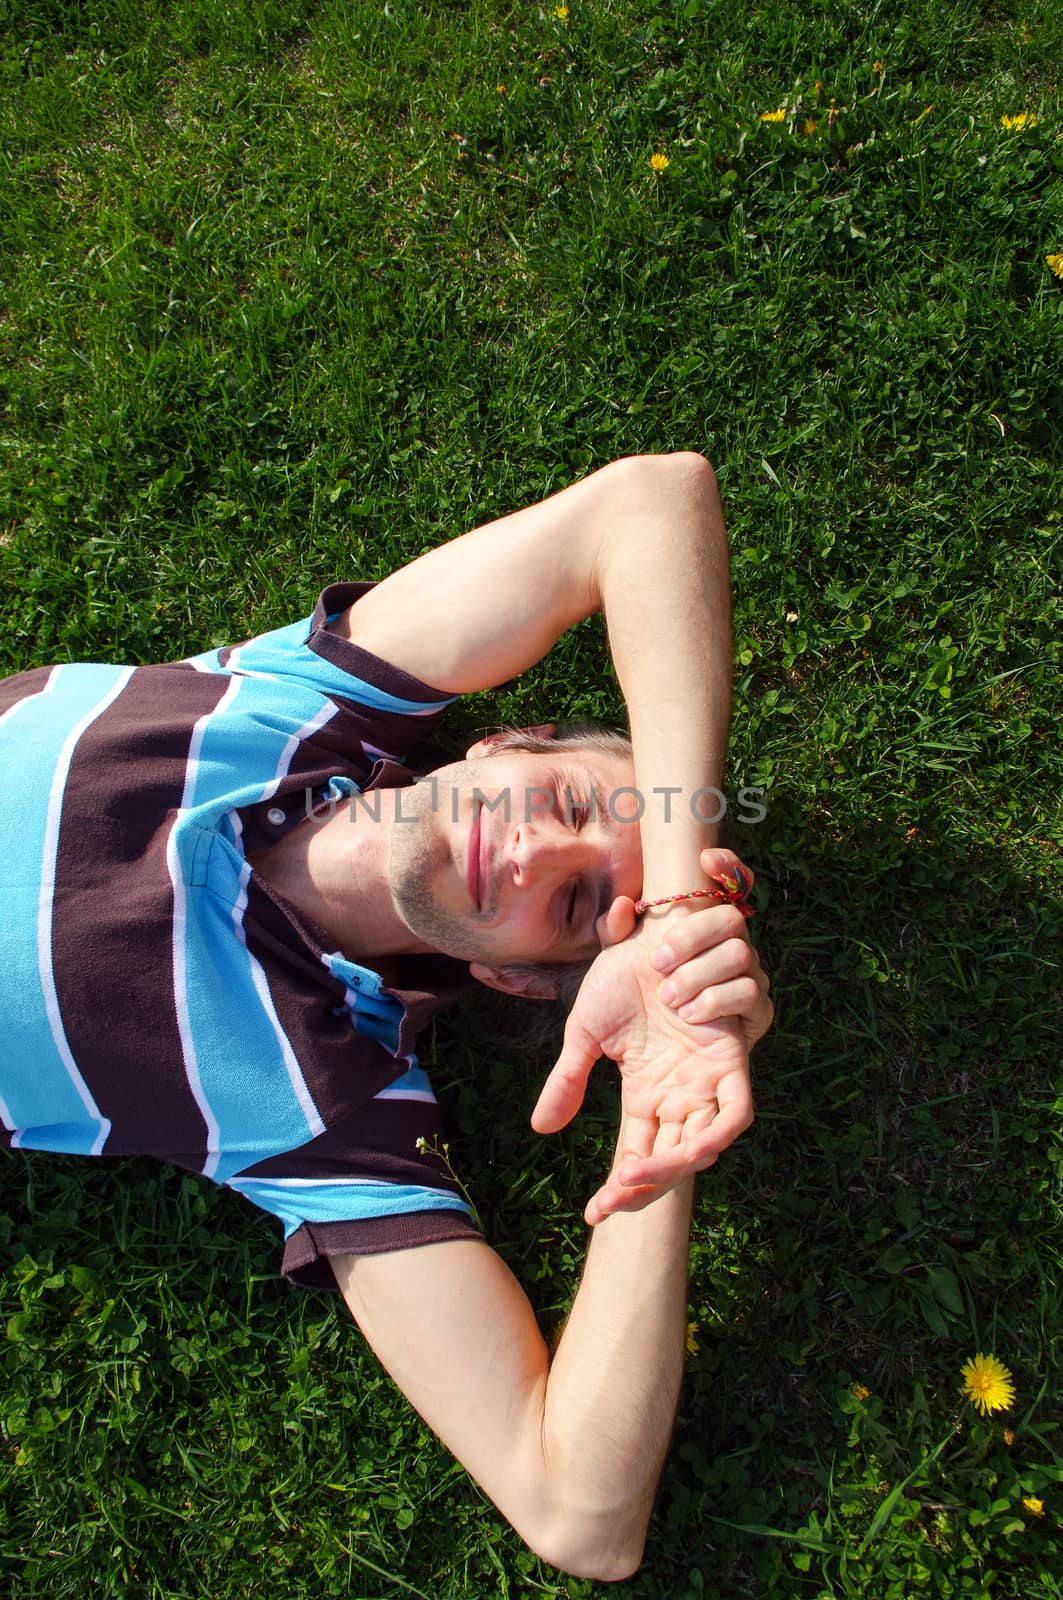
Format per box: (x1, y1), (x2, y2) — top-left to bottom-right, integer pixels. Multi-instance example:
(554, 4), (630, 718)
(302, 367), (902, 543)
(559, 774), (591, 831)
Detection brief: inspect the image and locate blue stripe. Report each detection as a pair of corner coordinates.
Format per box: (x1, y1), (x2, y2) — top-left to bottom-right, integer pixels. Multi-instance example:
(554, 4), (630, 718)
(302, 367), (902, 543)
(0, 665), (131, 1153)
(172, 825), (327, 1183)
(324, 952), (405, 1057)
(376, 1065), (436, 1100)
(166, 672), (355, 1178)
(177, 669), (340, 828)
(229, 615), (454, 716)
(228, 1176), (474, 1238)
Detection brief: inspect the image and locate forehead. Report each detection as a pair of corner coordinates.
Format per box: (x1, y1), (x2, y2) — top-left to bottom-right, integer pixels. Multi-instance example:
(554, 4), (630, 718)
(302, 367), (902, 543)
(500, 744), (635, 793)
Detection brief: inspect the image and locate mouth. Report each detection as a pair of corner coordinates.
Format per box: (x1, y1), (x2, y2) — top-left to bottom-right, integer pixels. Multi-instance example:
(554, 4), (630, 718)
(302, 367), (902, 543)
(467, 803), (482, 910)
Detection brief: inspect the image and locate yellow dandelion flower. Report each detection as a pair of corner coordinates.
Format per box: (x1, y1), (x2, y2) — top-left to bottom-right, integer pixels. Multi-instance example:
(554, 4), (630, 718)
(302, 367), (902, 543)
(961, 1353), (1015, 1416)
(1047, 253), (1063, 280)
(1001, 112), (1038, 130)
(760, 107), (786, 123)
(1003, 1428), (1016, 1446)
(803, 118), (819, 136)
(650, 151), (670, 173)
(814, 80), (822, 94)
(1023, 1496), (1045, 1516)
(685, 1321), (699, 1356)
(852, 1383), (871, 1401)
(554, 3), (569, 17)
(872, 60), (884, 73)
(496, 84), (506, 94)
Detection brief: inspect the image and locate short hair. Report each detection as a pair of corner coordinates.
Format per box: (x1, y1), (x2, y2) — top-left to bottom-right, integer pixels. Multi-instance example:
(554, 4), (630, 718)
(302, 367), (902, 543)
(482, 719), (633, 1009)
(479, 720), (633, 764)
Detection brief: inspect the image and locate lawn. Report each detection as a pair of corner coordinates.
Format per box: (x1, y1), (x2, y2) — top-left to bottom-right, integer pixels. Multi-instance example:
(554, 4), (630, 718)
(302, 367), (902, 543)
(1, 0), (1061, 1596)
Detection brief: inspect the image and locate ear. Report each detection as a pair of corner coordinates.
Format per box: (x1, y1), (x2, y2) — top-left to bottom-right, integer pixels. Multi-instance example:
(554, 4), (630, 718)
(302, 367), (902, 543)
(468, 961), (558, 1001)
(465, 724), (557, 761)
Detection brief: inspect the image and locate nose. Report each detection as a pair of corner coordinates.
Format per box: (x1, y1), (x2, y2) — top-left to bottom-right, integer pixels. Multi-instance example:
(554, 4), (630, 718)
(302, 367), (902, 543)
(508, 820), (591, 889)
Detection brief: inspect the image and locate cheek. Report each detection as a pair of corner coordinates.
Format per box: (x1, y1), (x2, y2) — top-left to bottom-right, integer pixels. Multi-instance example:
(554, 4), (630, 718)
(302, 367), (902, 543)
(489, 895), (554, 959)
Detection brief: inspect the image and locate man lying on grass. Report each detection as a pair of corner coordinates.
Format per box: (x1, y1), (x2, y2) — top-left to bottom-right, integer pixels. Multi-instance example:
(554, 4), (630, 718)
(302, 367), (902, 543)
(0, 452), (772, 1580)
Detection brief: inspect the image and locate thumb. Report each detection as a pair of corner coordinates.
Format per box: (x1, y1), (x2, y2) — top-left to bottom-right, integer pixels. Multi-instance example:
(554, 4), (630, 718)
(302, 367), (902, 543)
(595, 894), (638, 949)
(530, 1014), (600, 1133)
(698, 847), (755, 901)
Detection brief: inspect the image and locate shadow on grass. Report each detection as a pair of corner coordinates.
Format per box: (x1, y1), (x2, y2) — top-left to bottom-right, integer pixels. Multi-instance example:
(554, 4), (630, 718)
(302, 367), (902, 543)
(1, 797), (1058, 1599)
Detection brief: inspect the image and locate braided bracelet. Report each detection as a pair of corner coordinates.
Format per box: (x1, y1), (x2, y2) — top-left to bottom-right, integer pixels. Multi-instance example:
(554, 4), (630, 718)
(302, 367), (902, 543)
(634, 864), (755, 919)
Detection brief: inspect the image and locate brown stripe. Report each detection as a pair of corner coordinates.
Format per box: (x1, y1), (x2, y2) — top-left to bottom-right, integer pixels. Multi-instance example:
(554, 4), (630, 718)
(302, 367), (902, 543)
(236, 1091), (457, 1188)
(313, 583), (455, 705)
(0, 666), (55, 717)
(282, 1210), (483, 1289)
(49, 665), (232, 1164)
(239, 874), (405, 1122)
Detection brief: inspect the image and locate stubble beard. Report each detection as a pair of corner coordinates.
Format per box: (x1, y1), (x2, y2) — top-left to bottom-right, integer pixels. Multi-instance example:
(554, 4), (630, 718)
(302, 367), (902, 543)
(387, 780), (494, 964)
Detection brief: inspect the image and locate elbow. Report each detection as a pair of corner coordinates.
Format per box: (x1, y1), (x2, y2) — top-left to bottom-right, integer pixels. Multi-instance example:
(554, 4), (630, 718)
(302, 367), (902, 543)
(522, 1505), (650, 1582)
(612, 452), (723, 537)
(626, 449), (717, 486)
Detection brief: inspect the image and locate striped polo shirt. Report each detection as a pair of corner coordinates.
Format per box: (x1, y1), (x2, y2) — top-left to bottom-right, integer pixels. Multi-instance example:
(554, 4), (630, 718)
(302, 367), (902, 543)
(0, 583), (482, 1288)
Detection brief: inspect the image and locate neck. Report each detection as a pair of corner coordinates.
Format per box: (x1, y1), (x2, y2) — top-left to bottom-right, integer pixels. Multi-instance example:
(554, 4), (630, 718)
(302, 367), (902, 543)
(249, 800), (431, 962)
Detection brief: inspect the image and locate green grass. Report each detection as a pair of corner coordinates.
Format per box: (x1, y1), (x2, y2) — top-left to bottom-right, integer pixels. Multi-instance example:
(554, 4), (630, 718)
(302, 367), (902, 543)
(1, 0), (1061, 1595)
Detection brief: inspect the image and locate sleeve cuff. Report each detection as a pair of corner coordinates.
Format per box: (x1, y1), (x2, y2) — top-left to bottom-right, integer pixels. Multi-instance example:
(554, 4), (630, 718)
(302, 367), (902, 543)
(281, 1207), (483, 1290)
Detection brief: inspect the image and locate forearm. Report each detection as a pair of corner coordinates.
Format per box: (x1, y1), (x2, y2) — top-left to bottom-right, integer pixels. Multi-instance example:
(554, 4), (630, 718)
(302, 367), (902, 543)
(539, 1141), (694, 1575)
(593, 453), (732, 889)
(336, 1167), (693, 1583)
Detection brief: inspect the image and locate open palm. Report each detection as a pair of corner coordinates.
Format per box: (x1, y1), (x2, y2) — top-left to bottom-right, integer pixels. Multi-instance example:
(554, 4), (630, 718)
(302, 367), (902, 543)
(531, 927), (754, 1224)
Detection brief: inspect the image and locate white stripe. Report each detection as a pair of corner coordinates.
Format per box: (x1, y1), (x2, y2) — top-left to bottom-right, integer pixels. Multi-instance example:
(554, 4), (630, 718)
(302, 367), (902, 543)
(37, 665), (135, 1155)
(222, 646), (286, 684)
(0, 662), (61, 728)
(227, 1175), (457, 1194)
(0, 1090), (15, 1133)
(231, 858), (327, 1139)
(374, 1087), (437, 1104)
(225, 646), (447, 717)
(183, 654), (217, 673)
(167, 677), (243, 1177)
(257, 699), (341, 806)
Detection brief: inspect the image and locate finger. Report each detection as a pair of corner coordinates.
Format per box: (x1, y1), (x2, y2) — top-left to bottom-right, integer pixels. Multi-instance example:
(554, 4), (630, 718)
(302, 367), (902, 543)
(673, 976), (764, 1026)
(650, 904), (752, 972)
(654, 1120), (685, 1154)
(696, 845), (742, 878)
(595, 895), (638, 949)
(583, 1112), (658, 1224)
(585, 1175), (665, 1225)
(617, 1097), (753, 1187)
(746, 989), (776, 1053)
(530, 1015), (600, 1133)
(618, 1112), (659, 1163)
(658, 936), (756, 1002)
(699, 848), (755, 900)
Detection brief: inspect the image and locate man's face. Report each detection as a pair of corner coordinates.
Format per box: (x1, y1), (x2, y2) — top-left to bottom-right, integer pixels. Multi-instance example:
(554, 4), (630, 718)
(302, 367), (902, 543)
(386, 747), (643, 969)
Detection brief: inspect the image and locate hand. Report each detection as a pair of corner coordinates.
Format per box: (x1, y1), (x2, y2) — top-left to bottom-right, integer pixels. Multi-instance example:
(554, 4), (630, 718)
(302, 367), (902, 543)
(531, 851), (764, 1224)
(650, 849), (773, 1055)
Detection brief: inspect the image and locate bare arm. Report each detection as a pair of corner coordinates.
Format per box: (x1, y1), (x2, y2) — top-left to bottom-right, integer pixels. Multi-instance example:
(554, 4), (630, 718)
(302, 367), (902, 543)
(337, 456), (759, 1206)
(338, 453), (729, 880)
(332, 1137), (692, 1580)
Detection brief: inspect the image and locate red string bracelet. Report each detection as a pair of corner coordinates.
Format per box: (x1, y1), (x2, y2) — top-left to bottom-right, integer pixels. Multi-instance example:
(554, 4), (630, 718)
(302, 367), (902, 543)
(634, 864), (756, 919)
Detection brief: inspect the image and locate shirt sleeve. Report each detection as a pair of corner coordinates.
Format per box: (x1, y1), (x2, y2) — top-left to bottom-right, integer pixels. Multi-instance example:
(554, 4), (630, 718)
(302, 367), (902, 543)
(227, 1061), (483, 1291)
(181, 582), (458, 766)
